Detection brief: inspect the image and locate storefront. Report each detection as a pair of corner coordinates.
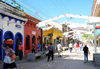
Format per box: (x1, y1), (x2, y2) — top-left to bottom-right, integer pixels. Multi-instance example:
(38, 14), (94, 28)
(0, 13), (26, 59)
(43, 27), (63, 48)
(24, 14), (41, 55)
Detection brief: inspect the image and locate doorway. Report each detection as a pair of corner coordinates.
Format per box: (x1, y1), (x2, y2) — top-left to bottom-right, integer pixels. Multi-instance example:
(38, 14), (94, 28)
(15, 32), (23, 56)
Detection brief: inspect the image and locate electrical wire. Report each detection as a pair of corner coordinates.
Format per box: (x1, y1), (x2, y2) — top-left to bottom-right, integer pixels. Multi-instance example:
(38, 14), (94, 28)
(16, 0), (50, 20)
(2, 0), (48, 20)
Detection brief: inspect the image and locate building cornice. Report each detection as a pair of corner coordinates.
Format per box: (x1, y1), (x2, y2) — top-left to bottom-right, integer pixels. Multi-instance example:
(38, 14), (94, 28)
(0, 10), (27, 21)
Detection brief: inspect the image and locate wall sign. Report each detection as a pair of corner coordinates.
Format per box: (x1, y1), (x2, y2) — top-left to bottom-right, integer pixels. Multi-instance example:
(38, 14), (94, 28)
(15, 24), (21, 29)
(32, 31), (36, 35)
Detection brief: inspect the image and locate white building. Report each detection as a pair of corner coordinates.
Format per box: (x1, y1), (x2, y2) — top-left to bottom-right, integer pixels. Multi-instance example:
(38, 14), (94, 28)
(0, 1), (27, 60)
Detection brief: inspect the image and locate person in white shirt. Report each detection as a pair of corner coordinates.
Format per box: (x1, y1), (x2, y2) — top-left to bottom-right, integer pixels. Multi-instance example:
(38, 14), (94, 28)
(57, 42), (62, 57)
(69, 42), (73, 52)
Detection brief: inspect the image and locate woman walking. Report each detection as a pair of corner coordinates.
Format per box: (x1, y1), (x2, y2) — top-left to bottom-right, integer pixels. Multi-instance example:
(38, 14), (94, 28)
(2, 42), (17, 69)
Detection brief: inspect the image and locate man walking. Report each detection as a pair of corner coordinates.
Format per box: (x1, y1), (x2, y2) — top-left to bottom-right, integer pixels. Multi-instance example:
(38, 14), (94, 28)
(47, 43), (54, 62)
(69, 42), (73, 52)
(83, 44), (90, 64)
(57, 42), (62, 57)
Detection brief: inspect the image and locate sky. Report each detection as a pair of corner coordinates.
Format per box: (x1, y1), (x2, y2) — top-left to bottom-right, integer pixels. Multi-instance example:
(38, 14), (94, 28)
(3, 0), (93, 24)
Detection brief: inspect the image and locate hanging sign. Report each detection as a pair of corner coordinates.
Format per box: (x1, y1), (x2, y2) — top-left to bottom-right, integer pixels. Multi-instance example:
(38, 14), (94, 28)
(32, 31), (36, 35)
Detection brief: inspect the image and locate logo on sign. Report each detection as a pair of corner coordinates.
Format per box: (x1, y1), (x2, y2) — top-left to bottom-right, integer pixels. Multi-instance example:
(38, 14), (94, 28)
(32, 31), (36, 35)
(15, 24), (21, 29)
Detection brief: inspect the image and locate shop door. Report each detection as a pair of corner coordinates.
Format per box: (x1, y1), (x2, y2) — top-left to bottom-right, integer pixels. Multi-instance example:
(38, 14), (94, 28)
(15, 33), (23, 56)
(32, 36), (35, 45)
(0, 30), (2, 60)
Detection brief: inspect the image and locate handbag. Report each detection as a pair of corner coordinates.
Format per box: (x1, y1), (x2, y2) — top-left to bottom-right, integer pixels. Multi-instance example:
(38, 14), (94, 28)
(10, 54), (16, 61)
(3, 56), (12, 64)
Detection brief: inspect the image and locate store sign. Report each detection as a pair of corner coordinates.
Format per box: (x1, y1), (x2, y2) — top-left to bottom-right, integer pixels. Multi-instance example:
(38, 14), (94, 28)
(32, 31), (36, 35)
(15, 24), (21, 29)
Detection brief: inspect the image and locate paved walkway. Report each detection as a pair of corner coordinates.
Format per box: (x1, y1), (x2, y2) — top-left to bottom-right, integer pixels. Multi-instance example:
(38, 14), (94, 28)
(16, 49), (100, 69)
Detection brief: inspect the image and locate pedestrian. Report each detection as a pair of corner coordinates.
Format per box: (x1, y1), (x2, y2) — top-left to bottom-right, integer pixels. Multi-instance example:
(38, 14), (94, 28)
(47, 43), (54, 62)
(75, 42), (79, 53)
(18, 42), (23, 60)
(32, 43), (35, 53)
(2, 42), (17, 69)
(83, 44), (90, 64)
(69, 42), (73, 52)
(57, 42), (62, 57)
(45, 44), (48, 51)
(37, 43), (41, 51)
(79, 43), (82, 51)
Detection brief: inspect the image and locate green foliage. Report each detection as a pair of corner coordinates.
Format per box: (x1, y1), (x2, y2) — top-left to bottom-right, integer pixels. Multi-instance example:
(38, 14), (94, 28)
(11, 0), (24, 12)
(82, 34), (93, 40)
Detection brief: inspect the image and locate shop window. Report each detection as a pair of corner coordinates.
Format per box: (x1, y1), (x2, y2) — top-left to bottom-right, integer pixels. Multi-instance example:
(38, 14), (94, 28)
(26, 35), (30, 50)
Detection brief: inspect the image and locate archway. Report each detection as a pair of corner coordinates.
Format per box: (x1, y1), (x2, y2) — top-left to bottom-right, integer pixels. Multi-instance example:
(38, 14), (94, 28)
(32, 36), (35, 45)
(25, 35), (30, 50)
(0, 29), (3, 60)
(15, 32), (23, 56)
(4, 31), (14, 49)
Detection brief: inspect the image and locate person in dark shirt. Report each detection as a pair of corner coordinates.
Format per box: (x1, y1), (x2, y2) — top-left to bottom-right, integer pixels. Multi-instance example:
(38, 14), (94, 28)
(83, 44), (90, 63)
(47, 43), (54, 62)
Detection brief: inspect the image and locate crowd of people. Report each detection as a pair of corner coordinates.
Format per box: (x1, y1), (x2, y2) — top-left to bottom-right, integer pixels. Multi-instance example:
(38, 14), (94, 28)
(69, 41), (90, 64)
(1, 39), (91, 69)
(47, 41), (90, 64)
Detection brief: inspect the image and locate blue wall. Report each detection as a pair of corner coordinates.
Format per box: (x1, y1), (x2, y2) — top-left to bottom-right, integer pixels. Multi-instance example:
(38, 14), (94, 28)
(96, 29), (100, 34)
(0, 29), (3, 60)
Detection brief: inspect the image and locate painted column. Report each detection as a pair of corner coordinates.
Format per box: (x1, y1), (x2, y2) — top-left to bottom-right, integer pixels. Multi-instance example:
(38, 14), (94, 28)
(93, 24), (97, 53)
(41, 29), (43, 52)
(30, 35), (32, 51)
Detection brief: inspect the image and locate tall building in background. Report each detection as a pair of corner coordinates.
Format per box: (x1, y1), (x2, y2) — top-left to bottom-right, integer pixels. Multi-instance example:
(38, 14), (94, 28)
(91, 0), (100, 48)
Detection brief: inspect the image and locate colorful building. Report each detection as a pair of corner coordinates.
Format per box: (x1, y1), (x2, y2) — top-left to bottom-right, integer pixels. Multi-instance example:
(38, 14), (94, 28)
(24, 14), (41, 55)
(0, 1), (27, 60)
(43, 21), (63, 47)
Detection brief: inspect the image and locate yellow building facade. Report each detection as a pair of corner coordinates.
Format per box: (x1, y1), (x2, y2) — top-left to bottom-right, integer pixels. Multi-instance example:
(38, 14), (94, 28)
(43, 27), (62, 46)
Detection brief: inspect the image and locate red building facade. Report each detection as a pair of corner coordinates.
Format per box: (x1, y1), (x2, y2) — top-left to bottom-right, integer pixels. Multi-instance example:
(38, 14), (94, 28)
(24, 14), (41, 55)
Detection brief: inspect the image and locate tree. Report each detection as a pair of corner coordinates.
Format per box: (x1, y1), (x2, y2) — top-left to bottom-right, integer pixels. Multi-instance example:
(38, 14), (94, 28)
(82, 34), (93, 40)
(11, 0), (24, 11)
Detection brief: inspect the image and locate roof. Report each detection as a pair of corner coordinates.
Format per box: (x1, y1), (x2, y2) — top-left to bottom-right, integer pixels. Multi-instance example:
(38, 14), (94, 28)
(24, 13), (41, 23)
